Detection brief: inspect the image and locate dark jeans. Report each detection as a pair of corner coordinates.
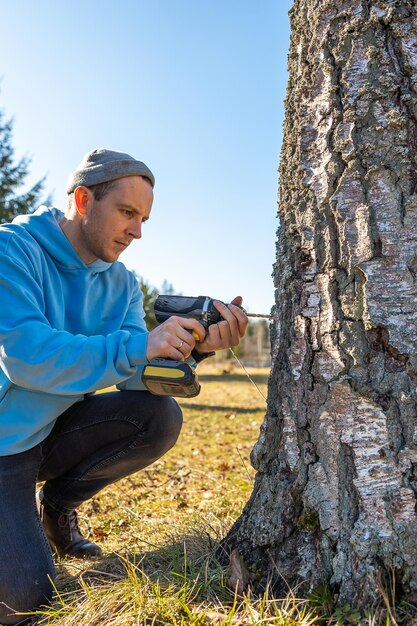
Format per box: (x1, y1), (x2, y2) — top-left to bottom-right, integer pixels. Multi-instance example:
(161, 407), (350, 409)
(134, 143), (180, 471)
(0, 391), (182, 625)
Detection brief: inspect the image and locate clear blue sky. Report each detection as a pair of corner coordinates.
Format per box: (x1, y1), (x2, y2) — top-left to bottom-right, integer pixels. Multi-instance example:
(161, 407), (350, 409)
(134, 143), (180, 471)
(0, 1), (293, 314)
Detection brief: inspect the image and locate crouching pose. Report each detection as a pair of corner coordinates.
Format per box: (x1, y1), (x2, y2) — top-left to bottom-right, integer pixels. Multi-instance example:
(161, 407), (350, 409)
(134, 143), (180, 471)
(0, 149), (248, 625)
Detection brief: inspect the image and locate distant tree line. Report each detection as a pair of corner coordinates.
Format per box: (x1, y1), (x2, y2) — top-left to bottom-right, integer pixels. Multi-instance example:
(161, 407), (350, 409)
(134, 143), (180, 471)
(132, 275), (178, 331)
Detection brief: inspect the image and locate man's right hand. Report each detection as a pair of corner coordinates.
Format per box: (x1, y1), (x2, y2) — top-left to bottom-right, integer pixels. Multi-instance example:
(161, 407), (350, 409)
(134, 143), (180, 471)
(146, 316), (206, 362)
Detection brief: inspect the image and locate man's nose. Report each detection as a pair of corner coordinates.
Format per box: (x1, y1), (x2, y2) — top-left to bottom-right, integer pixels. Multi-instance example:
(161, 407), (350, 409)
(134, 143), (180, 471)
(128, 220), (142, 239)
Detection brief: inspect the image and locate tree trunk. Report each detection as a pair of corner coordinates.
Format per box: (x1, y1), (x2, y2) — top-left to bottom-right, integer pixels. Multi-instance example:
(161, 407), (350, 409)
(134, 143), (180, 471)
(225, 0), (417, 609)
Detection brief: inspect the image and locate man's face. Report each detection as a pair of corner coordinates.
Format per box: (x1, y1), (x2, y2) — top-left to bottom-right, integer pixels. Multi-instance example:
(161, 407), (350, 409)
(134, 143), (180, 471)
(77, 176), (153, 264)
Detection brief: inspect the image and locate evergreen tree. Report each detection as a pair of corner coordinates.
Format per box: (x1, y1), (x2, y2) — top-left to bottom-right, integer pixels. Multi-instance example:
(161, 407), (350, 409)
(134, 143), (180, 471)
(160, 279), (176, 295)
(132, 272), (159, 330)
(0, 107), (48, 223)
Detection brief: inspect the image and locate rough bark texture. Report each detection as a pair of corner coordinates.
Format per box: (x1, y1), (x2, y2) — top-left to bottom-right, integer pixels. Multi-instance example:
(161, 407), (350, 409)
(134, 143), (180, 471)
(225, 0), (417, 609)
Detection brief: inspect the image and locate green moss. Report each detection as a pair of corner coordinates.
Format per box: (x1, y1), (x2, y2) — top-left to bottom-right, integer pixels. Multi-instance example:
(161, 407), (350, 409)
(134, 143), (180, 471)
(297, 509), (320, 532)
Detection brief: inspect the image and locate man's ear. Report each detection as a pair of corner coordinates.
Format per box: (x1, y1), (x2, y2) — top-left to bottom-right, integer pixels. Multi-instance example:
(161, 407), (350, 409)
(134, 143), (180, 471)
(74, 186), (92, 216)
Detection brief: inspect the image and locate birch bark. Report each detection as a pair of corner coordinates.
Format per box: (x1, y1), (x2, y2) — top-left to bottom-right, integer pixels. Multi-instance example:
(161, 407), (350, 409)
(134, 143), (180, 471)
(225, 0), (417, 607)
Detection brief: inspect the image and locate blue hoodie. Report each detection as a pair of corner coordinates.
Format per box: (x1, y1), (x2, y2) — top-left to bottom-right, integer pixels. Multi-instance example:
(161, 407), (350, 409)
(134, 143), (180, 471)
(0, 206), (151, 455)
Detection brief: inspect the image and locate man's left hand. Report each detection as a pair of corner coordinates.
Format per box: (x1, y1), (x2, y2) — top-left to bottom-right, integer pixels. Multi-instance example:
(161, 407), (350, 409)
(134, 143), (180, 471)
(194, 296), (248, 354)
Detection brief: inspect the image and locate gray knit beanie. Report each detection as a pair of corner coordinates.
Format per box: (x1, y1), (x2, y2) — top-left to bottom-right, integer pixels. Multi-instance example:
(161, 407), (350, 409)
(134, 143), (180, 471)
(66, 148), (155, 194)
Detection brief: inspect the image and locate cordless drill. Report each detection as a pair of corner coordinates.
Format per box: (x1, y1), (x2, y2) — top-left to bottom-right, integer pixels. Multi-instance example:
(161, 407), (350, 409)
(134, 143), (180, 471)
(142, 295), (271, 397)
(142, 295), (233, 398)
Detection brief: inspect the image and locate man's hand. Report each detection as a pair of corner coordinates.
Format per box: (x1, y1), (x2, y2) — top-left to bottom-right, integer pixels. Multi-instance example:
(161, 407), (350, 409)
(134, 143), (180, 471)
(146, 316), (206, 361)
(194, 296), (248, 354)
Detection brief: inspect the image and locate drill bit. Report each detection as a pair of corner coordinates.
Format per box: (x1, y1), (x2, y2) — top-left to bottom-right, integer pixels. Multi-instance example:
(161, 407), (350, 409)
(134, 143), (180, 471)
(246, 312), (273, 319)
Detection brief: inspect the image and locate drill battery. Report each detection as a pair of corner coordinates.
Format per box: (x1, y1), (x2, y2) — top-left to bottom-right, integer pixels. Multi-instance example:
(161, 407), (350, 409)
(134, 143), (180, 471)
(142, 358), (201, 398)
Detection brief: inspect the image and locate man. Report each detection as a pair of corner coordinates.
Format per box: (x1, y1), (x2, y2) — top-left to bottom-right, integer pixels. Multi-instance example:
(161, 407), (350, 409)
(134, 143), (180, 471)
(0, 149), (248, 625)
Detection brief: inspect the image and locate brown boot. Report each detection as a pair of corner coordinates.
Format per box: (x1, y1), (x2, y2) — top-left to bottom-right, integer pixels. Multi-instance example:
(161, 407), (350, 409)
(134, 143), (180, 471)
(37, 492), (103, 559)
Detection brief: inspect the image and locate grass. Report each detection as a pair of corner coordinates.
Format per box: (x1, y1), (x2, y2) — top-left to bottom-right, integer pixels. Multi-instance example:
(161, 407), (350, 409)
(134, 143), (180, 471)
(20, 362), (399, 625)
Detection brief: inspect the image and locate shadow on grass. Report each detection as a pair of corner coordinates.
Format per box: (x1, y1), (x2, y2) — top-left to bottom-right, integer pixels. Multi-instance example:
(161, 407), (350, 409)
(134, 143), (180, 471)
(181, 403), (263, 414)
(198, 373), (269, 384)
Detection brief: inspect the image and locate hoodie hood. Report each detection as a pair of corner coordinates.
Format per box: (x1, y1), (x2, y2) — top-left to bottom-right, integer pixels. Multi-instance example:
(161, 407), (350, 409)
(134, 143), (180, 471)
(13, 205), (112, 273)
